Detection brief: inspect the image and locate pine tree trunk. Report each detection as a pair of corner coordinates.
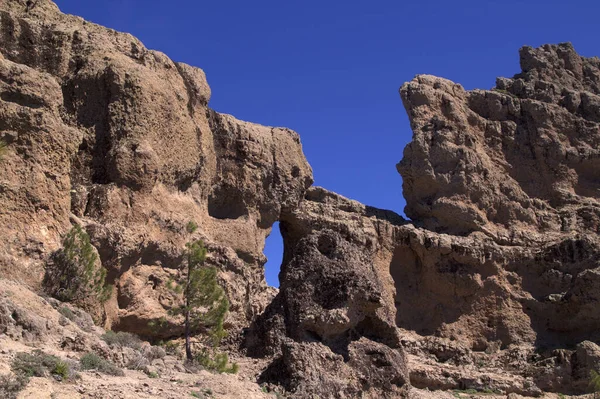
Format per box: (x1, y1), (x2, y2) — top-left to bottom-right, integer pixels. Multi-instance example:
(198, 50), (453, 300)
(185, 308), (192, 360)
(185, 261), (192, 360)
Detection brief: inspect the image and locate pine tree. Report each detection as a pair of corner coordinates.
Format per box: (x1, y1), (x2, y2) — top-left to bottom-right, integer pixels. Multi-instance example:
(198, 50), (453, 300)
(168, 240), (229, 360)
(44, 225), (111, 303)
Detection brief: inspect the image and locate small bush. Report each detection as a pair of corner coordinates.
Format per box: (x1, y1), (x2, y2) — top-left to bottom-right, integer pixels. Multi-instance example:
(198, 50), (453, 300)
(0, 140), (7, 162)
(0, 373), (28, 399)
(79, 353), (124, 376)
(101, 331), (143, 350)
(58, 306), (76, 321)
(144, 345), (166, 361)
(591, 369), (600, 397)
(11, 350), (70, 380)
(56, 305), (95, 332)
(52, 360), (70, 380)
(126, 352), (150, 370)
(44, 225), (111, 304)
(164, 340), (181, 356)
(124, 345), (166, 370)
(146, 371), (159, 378)
(186, 221), (198, 234)
(195, 348), (238, 374)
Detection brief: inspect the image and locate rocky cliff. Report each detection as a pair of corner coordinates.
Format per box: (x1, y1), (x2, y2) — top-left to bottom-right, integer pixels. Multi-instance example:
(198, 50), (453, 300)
(0, 1), (599, 398)
(248, 43), (600, 397)
(0, 0), (311, 336)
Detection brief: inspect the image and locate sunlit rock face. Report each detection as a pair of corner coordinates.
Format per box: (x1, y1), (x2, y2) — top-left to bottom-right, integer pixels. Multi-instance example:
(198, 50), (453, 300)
(249, 44), (600, 397)
(399, 43), (600, 243)
(0, 0), (312, 337)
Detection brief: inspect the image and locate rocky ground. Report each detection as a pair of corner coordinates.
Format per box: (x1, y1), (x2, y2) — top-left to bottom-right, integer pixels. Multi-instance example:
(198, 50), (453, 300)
(1, 277), (583, 399)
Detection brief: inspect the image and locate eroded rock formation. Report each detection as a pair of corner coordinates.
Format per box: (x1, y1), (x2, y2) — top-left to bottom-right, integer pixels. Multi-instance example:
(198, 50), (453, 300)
(1, 0), (600, 397)
(249, 44), (600, 397)
(0, 0), (312, 337)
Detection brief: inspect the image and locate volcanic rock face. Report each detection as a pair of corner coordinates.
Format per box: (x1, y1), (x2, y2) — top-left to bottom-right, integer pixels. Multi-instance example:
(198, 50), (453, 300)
(399, 43), (600, 242)
(0, 0), (312, 336)
(1, 1), (600, 397)
(249, 44), (600, 397)
(247, 187), (409, 398)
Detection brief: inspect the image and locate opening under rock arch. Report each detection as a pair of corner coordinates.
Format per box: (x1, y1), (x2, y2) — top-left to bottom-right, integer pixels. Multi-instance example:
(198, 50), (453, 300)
(263, 221), (283, 288)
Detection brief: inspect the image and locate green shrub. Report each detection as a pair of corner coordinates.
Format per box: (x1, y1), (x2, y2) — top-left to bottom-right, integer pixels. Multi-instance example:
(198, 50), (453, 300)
(58, 306), (76, 321)
(195, 348), (238, 374)
(79, 353), (124, 376)
(163, 340), (181, 355)
(11, 351), (70, 379)
(101, 331), (143, 350)
(591, 369), (600, 396)
(43, 225), (111, 304)
(52, 361), (70, 380)
(11, 352), (45, 378)
(0, 373), (28, 399)
(0, 140), (7, 162)
(146, 371), (159, 378)
(186, 221), (198, 234)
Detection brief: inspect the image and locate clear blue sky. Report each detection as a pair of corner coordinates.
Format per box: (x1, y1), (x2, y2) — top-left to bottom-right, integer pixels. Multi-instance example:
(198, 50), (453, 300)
(55, 0), (598, 287)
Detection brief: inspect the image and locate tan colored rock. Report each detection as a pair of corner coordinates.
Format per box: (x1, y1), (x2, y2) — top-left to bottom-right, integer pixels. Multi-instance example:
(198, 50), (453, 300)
(250, 182), (600, 396)
(0, 0), (312, 337)
(399, 43), (600, 243)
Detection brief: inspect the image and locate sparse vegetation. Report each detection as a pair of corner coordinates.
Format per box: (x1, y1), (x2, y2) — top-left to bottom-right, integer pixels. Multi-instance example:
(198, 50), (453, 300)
(163, 340), (182, 356)
(43, 225), (112, 304)
(101, 330), (143, 350)
(56, 304), (96, 332)
(148, 316), (169, 332)
(491, 87), (518, 98)
(452, 388), (500, 397)
(195, 348), (239, 374)
(0, 140), (7, 162)
(11, 350), (72, 380)
(143, 345), (167, 361)
(0, 373), (28, 399)
(591, 369), (600, 397)
(186, 220), (198, 234)
(52, 360), (70, 380)
(146, 370), (159, 378)
(58, 306), (76, 321)
(79, 353), (124, 376)
(123, 351), (145, 370)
